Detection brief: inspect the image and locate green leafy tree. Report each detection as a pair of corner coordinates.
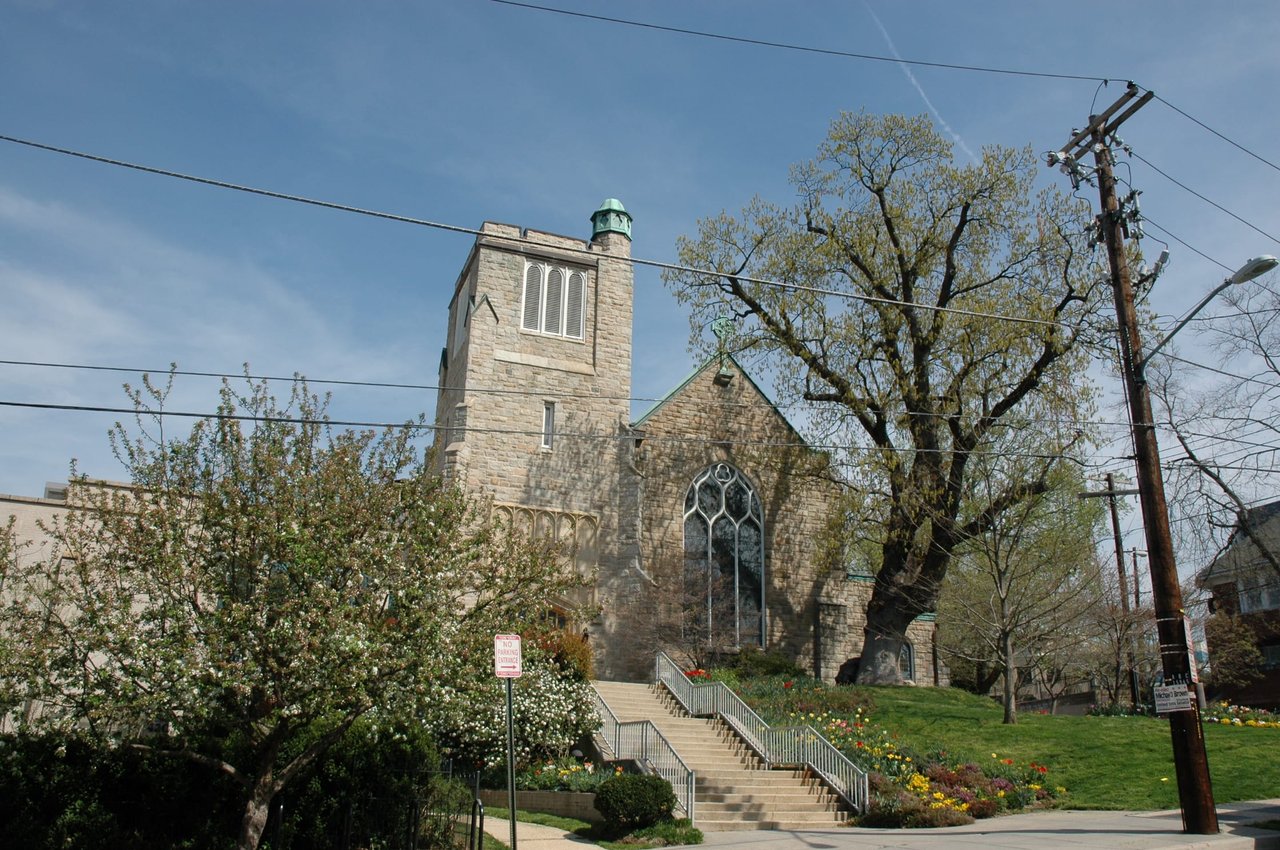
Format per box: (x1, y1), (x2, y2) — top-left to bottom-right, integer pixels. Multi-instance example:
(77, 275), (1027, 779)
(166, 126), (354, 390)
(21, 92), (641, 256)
(664, 113), (1107, 683)
(939, 457), (1104, 723)
(2, 374), (584, 850)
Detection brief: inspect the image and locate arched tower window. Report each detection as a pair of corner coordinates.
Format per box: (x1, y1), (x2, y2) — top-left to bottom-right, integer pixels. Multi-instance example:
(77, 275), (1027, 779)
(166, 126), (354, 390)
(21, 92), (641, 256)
(683, 463), (765, 648)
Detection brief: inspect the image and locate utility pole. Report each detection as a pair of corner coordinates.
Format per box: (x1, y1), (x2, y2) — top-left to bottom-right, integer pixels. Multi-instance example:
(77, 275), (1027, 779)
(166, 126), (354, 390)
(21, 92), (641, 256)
(1080, 473), (1141, 707)
(1132, 549), (1146, 608)
(1053, 82), (1217, 834)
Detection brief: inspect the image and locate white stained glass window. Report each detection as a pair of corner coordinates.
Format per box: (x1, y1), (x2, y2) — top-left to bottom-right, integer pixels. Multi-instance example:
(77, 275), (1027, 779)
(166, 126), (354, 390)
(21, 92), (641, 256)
(682, 463), (765, 648)
(522, 262), (586, 339)
(541, 402), (555, 449)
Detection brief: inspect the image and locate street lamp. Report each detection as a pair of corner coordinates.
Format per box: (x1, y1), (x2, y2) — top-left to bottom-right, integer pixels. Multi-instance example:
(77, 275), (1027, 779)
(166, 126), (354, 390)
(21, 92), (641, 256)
(1139, 256), (1279, 374)
(1114, 252), (1277, 834)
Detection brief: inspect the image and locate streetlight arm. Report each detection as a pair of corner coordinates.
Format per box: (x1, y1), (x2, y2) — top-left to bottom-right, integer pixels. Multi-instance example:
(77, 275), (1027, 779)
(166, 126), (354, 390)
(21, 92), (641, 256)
(1136, 255), (1278, 377)
(1136, 277), (1237, 376)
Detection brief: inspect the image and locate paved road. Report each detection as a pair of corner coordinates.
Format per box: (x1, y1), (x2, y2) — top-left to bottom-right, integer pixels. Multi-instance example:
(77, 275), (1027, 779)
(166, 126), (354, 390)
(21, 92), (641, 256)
(487, 800), (1280, 850)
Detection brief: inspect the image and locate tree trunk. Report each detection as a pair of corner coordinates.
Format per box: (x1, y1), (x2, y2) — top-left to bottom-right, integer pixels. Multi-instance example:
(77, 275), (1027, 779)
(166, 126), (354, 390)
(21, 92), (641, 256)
(1001, 630), (1017, 724)
(238, 767), (277, 850)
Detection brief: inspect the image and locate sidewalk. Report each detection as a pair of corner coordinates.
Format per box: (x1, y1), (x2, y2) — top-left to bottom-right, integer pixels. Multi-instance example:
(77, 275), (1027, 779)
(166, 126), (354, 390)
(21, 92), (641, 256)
(699, 800), (1280, 850)
(484, 800), (1280, 850)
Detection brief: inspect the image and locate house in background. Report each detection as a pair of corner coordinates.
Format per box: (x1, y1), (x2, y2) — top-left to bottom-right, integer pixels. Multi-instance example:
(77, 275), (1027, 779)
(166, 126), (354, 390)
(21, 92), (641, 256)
(1197, 499), (1280, 708)
(429, 200), (941, 683)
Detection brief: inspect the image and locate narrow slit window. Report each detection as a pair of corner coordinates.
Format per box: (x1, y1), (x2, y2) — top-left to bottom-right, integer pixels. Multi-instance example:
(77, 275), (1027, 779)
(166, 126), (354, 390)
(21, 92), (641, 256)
(541, 402), (556, 449)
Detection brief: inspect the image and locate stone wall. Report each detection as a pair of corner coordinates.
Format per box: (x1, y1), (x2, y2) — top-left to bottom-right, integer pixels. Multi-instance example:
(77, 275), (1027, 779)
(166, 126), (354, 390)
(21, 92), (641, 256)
(613, 359), (852, 679)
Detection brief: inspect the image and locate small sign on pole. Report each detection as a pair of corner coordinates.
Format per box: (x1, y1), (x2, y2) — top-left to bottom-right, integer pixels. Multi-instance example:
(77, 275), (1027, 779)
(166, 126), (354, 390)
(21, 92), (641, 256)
(1154, 683), (1194, 714)
(1184, 617), (1200, 684)
(495, 634), (522, 850)
(494, 634), (523, 678)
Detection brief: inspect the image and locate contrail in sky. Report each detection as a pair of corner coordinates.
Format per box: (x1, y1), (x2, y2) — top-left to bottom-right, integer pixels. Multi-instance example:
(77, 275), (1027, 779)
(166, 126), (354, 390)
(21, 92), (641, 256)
(862, 3), (979, 163)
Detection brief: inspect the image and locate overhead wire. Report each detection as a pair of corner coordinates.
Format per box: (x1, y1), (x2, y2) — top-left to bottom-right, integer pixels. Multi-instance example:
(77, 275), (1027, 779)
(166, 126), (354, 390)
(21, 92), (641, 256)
(0, 398), (1105, 462)
(1148, 92), (1280, 175)
(0, 357), (1179, 434)
(487, 0), (1113, 83)
(0, 133), (1078, 333)
(1128, 150), (1280, 248)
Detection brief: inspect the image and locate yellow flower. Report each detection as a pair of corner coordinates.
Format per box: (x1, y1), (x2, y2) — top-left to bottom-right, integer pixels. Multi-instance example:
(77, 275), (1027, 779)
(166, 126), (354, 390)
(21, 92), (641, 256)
(1160, 777), (1169, 782)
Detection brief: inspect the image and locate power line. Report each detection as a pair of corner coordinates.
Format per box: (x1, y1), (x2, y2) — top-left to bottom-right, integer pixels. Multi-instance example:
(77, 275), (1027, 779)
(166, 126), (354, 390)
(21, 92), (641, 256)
(1142, 218), (1234, 274)
(1162, 352), (1280, 391)
(487, 0), (1112, 83)
(1150, 92), (1280, 175)
(1129, 150), (1280, 248)
(0, 133), (1079, 332)
(0, 398), (1098, 462)
(0, 358), (1175, 434)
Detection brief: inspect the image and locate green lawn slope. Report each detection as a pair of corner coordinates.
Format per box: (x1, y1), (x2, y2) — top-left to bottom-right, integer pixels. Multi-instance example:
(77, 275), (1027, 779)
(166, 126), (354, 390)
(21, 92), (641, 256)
(849, 686), (1280, 810)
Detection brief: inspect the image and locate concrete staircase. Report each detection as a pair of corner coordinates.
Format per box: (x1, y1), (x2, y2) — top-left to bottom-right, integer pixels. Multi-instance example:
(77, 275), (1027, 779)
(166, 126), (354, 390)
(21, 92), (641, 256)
(592, 680), (850, 831)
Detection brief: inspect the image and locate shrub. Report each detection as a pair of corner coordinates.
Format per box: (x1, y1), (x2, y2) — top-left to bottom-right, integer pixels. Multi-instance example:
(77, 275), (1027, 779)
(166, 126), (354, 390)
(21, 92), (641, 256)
(626, 817), (703, 846)
(728, 646), (806, 679)
(594, 773), (678, 831)
(530, 629), (594, 682)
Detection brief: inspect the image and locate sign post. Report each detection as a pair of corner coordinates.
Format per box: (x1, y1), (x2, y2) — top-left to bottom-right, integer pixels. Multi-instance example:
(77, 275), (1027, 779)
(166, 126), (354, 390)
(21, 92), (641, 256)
(494, 634), (523, 850)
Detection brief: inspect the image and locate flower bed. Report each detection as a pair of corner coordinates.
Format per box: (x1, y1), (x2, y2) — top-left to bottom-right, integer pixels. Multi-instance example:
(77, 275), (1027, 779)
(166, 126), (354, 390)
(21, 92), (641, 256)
(734, 676), (1064, 828)
(516, 757), (623, 792)
(1203, 702), (1280, 728)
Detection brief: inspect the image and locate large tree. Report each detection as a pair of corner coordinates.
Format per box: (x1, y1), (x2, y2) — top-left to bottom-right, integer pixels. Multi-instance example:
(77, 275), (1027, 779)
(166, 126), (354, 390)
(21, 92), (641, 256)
(2, 375), (583, 850)
(664, 113), (1108, 683)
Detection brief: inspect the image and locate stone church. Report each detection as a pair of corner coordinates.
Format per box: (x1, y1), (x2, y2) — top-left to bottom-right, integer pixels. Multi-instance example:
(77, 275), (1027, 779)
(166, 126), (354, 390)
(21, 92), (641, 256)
(430, 200), (941, 683)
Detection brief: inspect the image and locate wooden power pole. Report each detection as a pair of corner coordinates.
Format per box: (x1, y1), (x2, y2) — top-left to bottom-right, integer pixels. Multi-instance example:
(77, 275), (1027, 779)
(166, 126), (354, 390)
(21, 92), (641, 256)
(1081, 473), (1141, 707)
(1053, 82), (1218, 834)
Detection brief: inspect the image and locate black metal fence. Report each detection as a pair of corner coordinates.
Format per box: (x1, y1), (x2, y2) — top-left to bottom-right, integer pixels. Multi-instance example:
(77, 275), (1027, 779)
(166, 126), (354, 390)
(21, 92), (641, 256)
(266, 764), (484, 850)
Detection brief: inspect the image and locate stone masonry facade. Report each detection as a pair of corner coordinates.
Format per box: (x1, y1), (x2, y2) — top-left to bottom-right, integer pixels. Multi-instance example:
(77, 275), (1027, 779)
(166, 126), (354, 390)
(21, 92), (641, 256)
(430, 203), (939, 683)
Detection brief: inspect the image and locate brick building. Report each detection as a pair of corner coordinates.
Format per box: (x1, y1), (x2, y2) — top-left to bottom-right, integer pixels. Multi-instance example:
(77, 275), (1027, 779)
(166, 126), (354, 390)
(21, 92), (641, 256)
(431, 201), (940, 682)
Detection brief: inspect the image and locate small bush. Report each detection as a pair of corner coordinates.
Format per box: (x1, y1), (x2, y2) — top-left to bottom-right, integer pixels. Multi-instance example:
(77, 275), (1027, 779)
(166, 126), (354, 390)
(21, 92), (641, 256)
(530, 629), (594, 682)
(594, 774), (677, 831)
(624, 817), (703, 846)
(728, 646), (806, 679)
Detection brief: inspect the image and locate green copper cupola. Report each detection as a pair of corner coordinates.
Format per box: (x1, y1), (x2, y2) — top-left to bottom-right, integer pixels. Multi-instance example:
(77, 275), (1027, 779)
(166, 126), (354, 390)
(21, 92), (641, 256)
(590, 198), (632, 241)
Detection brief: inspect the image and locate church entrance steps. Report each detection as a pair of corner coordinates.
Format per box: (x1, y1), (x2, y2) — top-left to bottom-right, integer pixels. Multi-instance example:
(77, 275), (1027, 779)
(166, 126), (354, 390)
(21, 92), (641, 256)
(591, 681), (850, 831)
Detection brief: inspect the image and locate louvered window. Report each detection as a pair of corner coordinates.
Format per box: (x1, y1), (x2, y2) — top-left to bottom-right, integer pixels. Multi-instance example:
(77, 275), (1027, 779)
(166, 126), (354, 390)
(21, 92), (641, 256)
(565, 271), (586, 338)
(543, 268), (564, 334)
(522, 264), (542, 331)
(522, 262), (586, 339)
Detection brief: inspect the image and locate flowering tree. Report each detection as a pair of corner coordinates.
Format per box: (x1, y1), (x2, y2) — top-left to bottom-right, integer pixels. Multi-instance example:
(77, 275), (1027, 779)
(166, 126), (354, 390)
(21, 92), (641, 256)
(428, 646), (597, 770)
(1, 374), (584, 850)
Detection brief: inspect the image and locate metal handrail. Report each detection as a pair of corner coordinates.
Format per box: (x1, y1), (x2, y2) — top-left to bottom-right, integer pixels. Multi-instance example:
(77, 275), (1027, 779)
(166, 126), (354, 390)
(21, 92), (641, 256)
(591, 688), (696, 822)
(655, 652), (868, 813)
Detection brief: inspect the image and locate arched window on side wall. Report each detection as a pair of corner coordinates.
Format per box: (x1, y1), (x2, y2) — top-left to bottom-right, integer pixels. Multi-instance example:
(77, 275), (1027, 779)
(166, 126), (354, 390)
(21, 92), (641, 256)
(899, 641), (915, 682)
(683, 463), (765, 649)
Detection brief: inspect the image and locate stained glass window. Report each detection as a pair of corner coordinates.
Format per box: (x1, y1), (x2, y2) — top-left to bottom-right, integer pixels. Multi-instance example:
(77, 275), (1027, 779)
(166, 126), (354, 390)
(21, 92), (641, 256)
(683, 463), (765, 647)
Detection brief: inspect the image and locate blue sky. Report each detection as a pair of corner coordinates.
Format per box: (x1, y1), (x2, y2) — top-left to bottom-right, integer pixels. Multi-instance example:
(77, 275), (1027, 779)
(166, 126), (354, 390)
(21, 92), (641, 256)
(3, 1), (1280, 565)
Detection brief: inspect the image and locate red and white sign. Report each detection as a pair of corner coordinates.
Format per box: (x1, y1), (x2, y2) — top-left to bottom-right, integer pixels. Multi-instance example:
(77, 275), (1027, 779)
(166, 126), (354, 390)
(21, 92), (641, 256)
(494, 634), (523, 679)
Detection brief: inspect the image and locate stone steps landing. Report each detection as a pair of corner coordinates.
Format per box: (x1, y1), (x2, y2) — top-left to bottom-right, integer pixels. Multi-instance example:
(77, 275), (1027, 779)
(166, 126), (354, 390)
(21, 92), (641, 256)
(592, 680), (849, 831)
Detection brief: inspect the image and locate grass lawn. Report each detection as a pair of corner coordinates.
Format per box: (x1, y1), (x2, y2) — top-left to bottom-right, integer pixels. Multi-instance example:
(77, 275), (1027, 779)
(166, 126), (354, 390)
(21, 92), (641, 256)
(845, 685), (1280, 810)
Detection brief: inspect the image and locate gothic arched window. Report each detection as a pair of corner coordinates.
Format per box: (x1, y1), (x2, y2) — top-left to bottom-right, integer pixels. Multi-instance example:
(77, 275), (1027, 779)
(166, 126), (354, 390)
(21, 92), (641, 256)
(683, 463), (765, 648)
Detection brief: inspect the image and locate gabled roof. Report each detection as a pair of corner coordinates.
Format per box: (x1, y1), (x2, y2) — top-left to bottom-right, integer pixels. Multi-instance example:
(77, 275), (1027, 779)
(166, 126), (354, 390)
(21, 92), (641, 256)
(631, 352), (806, 444)
(1199, 498), (1280, 586)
